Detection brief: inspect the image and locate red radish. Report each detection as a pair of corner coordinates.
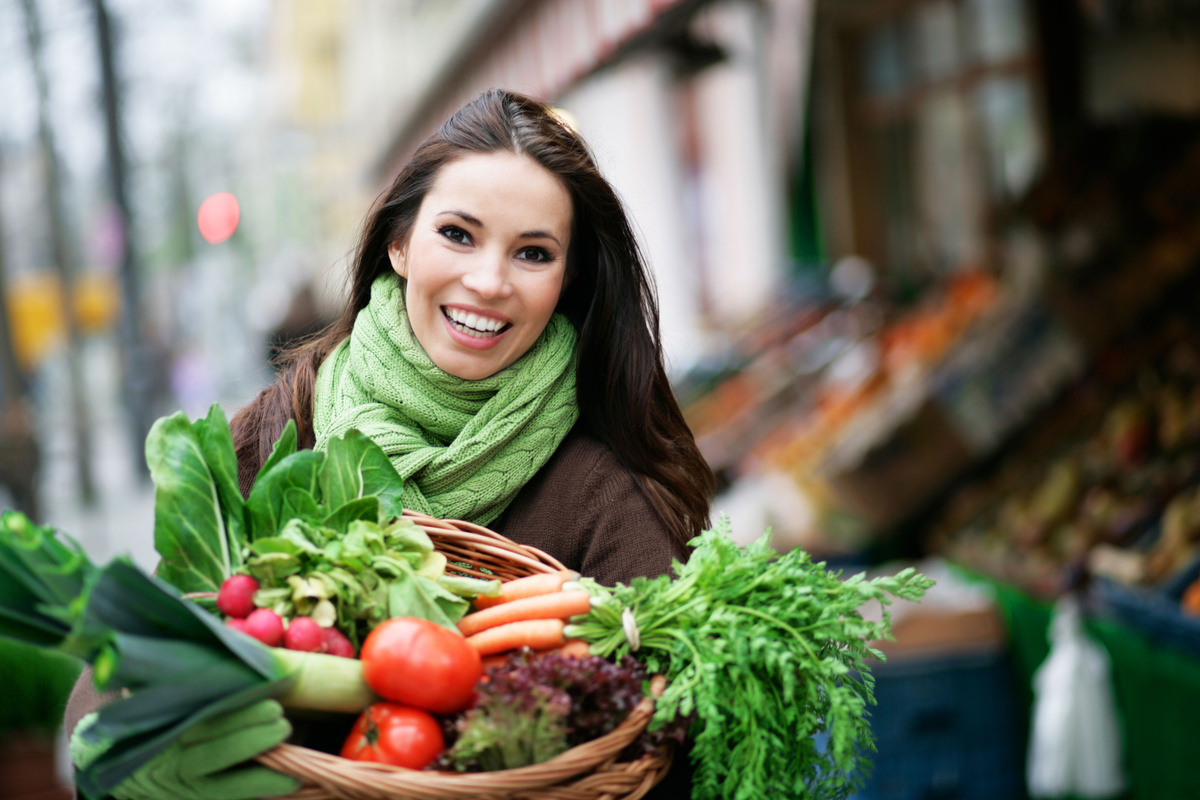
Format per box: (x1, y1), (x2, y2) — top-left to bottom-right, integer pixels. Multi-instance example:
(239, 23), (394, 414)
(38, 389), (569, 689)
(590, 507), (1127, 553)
(323, 627), (355, 658)
(217, 574), (260, 619)
(225, 618), (249, 633)
(284, 617), (325, 652)
(243, 608), (284, 647)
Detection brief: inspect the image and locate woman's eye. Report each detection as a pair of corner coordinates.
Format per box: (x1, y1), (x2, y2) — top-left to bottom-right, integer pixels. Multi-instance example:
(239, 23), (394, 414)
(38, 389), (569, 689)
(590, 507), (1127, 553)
(439, 225), (470, 244)
(517, 246), (552, 263)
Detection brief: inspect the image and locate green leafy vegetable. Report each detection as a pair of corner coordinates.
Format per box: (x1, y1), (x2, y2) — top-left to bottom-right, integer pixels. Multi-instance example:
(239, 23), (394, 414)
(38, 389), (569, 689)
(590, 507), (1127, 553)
(565, 518), (935, 800)
(320, 430), (406, 522)
(148, 406), (494, 639)
(0, 511), (96, 649)
(244, 516), (497, 645)
(438, 649), (661, 772)
(0, 510), (373, 800)
(246, 450), (324, 540)
(147, 408), (245, 594)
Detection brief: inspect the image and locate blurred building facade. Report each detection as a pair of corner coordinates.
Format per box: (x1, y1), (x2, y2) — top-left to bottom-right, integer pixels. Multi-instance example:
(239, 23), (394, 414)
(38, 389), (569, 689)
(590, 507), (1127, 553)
(268, 0), (815, 376)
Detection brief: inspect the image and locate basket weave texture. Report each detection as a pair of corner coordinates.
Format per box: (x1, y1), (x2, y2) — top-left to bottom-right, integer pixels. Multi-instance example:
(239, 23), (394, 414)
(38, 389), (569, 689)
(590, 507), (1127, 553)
(257, 510), (673, 800)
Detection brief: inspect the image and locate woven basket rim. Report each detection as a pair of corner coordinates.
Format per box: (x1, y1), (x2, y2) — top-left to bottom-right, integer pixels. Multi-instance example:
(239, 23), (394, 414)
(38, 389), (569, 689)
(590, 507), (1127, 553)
(259, 510), (670, 800)
(259, 688), (663, 789)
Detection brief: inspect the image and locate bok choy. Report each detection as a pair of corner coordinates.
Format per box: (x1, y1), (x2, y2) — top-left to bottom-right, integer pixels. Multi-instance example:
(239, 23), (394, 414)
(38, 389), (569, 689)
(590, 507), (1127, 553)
(149, 405), (495, 641)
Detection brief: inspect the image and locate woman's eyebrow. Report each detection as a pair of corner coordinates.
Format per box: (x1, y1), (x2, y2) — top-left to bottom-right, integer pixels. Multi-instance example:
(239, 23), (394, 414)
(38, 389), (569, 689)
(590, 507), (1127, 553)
(440, 210), (562, 246)
(520, 230), (562, 246)
(440, 210), (483, 226)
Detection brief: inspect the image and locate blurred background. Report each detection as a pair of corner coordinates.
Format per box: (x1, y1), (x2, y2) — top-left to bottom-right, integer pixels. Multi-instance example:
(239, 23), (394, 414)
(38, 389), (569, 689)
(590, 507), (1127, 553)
(5, 0), (1200, 798)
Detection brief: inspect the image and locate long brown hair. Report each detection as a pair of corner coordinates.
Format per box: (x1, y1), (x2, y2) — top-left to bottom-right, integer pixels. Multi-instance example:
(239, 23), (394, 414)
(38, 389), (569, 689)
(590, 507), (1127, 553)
(231, 89), (715, 548)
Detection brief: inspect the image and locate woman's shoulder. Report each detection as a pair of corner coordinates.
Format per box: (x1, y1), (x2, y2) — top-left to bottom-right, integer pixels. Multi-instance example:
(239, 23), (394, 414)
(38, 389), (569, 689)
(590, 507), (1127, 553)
(507, 423), (639, 521)
(536, 424), (623, 483)
(496, 424), (685, 585)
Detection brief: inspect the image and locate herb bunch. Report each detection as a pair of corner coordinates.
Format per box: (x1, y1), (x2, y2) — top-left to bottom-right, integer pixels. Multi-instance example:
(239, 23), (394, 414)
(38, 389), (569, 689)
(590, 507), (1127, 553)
(565, 519), (935, 800)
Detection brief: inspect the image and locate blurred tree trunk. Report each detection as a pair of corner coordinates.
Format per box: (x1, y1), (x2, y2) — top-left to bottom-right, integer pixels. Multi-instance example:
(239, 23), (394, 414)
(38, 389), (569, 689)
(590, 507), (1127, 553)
(0, 158), (26, 408)
(21, 0), (95, 506)
(91, 0), (154, 478)
(0, 154), (41, 521)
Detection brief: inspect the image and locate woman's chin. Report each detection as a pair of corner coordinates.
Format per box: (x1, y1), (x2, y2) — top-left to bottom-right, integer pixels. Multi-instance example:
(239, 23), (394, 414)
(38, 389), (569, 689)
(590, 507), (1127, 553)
(430, 350), (509, 381)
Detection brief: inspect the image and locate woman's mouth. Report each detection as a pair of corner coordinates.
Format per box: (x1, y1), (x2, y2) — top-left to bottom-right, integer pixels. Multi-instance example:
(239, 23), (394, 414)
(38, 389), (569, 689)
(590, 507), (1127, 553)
(443, 307), (510, 339)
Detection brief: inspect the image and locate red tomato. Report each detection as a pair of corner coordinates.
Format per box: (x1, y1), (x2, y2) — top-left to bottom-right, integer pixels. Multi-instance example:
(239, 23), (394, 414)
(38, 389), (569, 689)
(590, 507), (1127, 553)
(340, 702), (444, 769)
(360, 617), (482, 714)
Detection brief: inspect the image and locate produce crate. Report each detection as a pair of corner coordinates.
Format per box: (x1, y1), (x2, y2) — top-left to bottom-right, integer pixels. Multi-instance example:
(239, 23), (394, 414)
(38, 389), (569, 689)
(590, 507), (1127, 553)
(853, 651), (1023, 800)
(1093, 553), (1200, 657)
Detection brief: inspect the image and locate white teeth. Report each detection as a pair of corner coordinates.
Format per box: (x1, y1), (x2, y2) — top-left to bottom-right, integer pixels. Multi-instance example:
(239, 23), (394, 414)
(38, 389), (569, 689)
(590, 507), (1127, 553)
(444, 307), (506, 337)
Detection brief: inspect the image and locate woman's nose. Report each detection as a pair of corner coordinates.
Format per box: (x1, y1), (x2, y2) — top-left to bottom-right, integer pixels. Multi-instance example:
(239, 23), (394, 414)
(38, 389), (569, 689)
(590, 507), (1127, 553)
(461, 252), (512, 298)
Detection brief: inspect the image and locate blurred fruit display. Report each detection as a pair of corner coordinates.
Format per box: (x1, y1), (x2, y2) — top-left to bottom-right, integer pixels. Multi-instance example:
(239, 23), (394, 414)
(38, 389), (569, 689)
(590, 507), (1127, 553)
(932, 319), (1200, 604)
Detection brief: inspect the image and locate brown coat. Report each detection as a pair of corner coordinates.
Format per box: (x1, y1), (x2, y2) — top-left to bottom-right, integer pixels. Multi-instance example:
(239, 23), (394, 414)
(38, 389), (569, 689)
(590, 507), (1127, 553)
(489, 423), (688, 585)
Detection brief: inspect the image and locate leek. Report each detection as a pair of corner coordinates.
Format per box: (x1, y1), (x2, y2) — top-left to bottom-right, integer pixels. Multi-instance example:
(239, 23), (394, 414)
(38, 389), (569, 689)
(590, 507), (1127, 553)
(0, 510), (375, 800)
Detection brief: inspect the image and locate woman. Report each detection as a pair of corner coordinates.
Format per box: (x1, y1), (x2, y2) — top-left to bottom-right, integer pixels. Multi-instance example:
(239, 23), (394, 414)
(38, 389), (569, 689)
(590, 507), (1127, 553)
(67, 90), (712, 799)
(231, 88), (714, 585)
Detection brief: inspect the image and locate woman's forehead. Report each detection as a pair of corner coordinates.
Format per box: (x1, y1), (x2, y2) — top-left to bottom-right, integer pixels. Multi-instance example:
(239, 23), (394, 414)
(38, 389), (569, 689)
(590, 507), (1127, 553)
(421, 152), (573, 238)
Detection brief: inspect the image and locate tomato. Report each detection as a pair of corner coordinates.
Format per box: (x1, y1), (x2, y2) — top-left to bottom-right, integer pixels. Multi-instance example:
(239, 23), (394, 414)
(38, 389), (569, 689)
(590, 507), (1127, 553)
(360, 617), (482, 714)
(340, 702), (444, 769)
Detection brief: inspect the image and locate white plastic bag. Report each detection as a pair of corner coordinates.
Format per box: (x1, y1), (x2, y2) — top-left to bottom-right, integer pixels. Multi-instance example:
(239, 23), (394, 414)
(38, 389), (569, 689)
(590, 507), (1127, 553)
(1026, 595), (1126, 798)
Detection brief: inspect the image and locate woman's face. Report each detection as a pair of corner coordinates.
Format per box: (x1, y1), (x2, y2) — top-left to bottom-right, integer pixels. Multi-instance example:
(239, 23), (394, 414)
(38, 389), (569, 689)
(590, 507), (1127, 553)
(388, 152), (573, 381)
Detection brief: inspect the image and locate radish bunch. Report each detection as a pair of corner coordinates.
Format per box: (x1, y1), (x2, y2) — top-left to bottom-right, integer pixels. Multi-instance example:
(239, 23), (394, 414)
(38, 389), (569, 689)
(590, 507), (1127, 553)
(218, 574), (354, 657)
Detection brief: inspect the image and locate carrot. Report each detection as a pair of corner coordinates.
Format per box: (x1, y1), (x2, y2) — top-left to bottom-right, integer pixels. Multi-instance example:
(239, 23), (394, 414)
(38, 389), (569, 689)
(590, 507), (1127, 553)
(547, 639), (590, 659)
(472, 570), (580, 610)
(465, 618), (566, 656)
(479, 639), (590, 671)
(480, 654), (511, 672)
(457, 589), (592, 637)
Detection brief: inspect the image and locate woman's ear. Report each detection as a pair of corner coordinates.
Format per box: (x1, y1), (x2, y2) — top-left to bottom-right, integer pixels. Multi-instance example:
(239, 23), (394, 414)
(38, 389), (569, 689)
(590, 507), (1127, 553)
(387, 241), (408, 278)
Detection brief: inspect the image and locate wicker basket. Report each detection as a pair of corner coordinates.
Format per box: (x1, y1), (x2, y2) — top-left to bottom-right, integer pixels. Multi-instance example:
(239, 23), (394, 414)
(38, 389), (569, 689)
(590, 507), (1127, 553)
(256, 510), (673, 800)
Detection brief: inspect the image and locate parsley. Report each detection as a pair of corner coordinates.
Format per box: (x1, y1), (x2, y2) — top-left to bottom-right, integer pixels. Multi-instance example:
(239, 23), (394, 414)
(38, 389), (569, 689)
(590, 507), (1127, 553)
(565, 519), (934, 800)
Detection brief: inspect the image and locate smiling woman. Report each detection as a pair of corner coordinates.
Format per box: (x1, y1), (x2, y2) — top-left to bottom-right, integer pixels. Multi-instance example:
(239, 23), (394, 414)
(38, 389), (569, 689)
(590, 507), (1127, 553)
(226, 89), (716, 587)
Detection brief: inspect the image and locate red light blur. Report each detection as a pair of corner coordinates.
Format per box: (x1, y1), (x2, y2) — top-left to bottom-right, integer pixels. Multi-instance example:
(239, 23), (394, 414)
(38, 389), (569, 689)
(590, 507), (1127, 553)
(197, 193), (240, 244)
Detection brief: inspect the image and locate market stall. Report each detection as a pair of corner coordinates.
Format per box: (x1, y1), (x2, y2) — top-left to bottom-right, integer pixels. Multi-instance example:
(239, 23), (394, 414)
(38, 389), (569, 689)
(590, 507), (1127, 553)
(677, 1), (1200, 797)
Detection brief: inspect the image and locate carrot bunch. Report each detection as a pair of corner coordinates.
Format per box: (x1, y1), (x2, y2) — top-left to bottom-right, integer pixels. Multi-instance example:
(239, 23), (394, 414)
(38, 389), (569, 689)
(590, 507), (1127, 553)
(459, 570), (593, 666)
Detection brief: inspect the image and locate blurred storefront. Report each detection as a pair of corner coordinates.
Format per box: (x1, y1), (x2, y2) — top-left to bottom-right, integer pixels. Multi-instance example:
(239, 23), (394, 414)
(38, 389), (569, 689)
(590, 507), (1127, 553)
(703, 2), (1200, 798)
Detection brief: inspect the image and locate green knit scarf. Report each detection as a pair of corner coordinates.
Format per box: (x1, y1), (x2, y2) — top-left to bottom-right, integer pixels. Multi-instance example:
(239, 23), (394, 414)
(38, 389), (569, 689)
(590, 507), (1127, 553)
(313, 274), (579, 525)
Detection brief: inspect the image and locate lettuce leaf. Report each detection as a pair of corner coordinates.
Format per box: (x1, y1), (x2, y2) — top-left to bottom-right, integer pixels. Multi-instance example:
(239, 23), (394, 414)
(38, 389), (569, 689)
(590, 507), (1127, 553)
(147, 410), (239, 594)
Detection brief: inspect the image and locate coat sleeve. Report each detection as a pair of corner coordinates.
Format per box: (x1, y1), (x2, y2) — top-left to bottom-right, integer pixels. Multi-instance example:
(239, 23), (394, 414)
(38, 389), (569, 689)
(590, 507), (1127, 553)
(574, 457), (686, 585)
(495, 429), (687, 586)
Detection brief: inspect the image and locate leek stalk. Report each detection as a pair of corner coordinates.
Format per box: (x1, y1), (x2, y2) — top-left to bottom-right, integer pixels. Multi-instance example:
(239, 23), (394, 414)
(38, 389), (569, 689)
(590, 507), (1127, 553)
(0, 511), (375, 800)
(273, 648), (375, 712)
